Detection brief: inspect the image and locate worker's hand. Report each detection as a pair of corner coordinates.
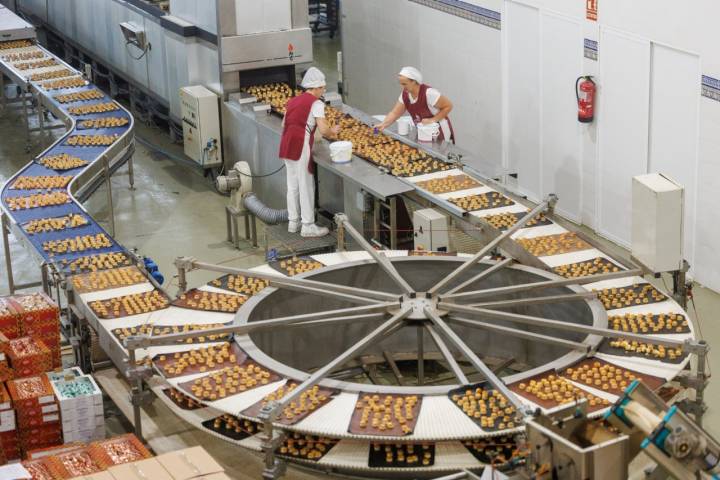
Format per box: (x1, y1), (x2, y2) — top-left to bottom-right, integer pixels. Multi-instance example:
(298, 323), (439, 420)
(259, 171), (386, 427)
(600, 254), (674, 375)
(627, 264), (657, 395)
(420, 118), (436, 125)
(331, 125), (341, 136)
(376, 121), (389, 132)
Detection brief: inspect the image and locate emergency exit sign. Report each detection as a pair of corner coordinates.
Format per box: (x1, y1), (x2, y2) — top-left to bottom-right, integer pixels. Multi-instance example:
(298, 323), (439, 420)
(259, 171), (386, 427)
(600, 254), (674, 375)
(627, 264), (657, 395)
(586, 0), (598, 21)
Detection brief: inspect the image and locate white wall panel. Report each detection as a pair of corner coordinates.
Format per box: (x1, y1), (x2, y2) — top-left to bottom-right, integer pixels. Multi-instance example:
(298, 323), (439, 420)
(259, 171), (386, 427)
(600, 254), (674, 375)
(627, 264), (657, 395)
(505, 2), (541, 200)
(648, 45), (700, 269)
(417, 7), (502, 166)
(540, 12), (583, 221)
(597, 28), (650, 246)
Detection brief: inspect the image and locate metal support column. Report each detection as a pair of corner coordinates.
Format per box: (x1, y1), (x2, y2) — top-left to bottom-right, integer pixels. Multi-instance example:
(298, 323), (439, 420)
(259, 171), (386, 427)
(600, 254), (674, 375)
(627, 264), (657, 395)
(36, 91), (45, 134)
(417, 325), (425, 385)
(21, 86), (31, 152)
(127, 153), (135, 190)
(103, 156), (115, 236)
(2, 213), (16, 294)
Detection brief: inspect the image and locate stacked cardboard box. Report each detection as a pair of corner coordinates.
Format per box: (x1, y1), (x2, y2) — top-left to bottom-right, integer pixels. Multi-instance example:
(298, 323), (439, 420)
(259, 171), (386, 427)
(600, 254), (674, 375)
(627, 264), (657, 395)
(7, 375), (62, 454)
(12, 293), (62, 369)
(0, 298), (20, 340)
(4, 336), (53, 378)
(0, 443), (232, 480)
(51, 373), (105, 443)
(0, 383), (18, 461)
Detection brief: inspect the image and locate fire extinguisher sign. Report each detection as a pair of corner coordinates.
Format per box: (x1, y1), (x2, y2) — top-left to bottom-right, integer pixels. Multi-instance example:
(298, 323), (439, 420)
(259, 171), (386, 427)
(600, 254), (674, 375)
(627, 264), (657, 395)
(586, 0), (598, 21)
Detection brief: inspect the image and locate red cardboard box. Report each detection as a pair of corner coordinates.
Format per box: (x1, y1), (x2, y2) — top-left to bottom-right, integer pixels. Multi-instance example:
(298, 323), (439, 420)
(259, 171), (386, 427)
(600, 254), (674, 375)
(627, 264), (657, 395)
(0, 298), (20, 340)
(7, 375), (56, 411)
(5, 337), (53, 378)
(12, 293), (60, 336)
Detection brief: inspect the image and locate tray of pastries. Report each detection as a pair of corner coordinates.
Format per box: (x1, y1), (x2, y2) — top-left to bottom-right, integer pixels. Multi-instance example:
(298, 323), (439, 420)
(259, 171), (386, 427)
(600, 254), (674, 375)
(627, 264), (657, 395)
(203, 414), (262, 441)
(43, 233), (113, 256)
(6, 191), (71, 211)
(14, 58), (58, 70)
(594, 283), (668, 310)
(0, 39), (34, 49)
(242, 383), (338, 426)
(599, 338), (686, 363)
(30, 68), (75, 81)
(208, 274), (269, 296)
(40, 76), (88, 90)
(68, 101), (120, 115)
(509, 372), (611, 412)
(88, 289), (170, 319)
(392, 157), (452, 177)
(269, 256), (324, 277)
(276, 433), (337, 462)
(2, 50), (44, 61)
(408, 250), (458, 256)
(78, 116), (129, 129)
(559, 359), (665, 396)
(38, 153), (89, 170)
(163, 387), (204, 410)
(111, 323), (153, 344)
(449, 192), (515, 212)
(516, 232), (592, 257)
(448, 383), (519, 432)
(45, 447), (103, 478)
(416, 174), (483, 195)
(172, 288), (248, 313)
(553, 257), (622, 278)
(54, 89), (104, 103)
(178, 361), (280, 402)
(151, 323), (231, 344)
(482, 212), (552, 231)
(22, 213), (89, 234)
(71, 265), (147, 293)
(153, 342), (247, 378)
(462, 435), (518, 466)
(349, 393), (422, 436)
(60, 251), (132, 274)
(243, 83), (300, 115)
(10, 175), (73, 190)
(65, 133), (119, 147)
(608, 312), (690, 335)
(369, 443), (435, 468)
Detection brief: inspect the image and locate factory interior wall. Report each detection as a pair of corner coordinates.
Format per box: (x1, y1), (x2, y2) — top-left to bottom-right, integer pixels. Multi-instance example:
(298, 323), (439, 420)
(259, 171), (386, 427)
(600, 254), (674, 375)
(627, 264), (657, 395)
(342, 0), (720, 293)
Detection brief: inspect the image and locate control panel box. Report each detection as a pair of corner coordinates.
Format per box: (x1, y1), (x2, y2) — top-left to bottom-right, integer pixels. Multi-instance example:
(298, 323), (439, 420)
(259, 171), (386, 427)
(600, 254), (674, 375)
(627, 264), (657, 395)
(180, 86), (222, 168)
(413, 208), (449, 252)
(631, 173), (684, 273)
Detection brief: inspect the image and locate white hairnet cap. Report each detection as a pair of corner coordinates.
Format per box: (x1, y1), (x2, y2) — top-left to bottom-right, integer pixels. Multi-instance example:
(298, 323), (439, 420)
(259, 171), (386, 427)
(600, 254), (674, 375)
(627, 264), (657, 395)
(398, 66), (423, 84)
(301, 67), (327, 88)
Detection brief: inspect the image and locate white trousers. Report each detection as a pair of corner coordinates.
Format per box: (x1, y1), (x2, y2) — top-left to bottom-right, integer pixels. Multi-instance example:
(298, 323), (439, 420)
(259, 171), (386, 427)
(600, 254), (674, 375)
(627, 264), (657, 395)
(283, 140), (315, 225)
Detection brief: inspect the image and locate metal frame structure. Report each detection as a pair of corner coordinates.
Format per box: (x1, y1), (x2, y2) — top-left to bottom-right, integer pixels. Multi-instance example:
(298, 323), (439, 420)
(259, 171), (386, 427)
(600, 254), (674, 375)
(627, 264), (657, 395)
(120, 198), (711, 478)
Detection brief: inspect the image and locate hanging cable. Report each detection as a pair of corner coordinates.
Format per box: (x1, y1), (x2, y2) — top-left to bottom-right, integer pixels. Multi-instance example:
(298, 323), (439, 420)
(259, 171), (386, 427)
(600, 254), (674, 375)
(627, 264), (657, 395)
(125, 41), (149, 61)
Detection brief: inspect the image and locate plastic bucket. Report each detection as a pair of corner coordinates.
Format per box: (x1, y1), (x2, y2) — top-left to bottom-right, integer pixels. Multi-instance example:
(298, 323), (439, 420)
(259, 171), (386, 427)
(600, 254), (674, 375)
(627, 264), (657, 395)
(329, 141), (353, 163)
(417, 122), (440, 142)
(397, 117), (413, 135)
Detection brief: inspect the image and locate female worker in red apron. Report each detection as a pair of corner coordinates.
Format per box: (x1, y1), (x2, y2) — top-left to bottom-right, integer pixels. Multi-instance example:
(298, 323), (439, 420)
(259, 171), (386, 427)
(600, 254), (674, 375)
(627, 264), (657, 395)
(377, 66), (455, 143)
(279, 67), (340, 238)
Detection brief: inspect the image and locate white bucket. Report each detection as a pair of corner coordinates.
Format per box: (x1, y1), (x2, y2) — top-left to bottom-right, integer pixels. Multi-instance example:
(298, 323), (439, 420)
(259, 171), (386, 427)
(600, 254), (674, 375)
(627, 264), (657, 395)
(397, 117), (414, 136)
(417, 122), (440, 142)
(329, 141), (353, 163)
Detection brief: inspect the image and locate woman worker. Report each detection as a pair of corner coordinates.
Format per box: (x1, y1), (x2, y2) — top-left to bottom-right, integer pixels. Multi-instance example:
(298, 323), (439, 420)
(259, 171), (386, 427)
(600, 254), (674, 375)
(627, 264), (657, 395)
(279, 67), (340, 238)
(376, 66), (455, 143)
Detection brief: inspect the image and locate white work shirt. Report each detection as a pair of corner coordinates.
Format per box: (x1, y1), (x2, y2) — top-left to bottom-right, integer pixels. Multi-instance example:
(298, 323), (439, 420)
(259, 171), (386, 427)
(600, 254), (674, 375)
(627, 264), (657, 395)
(304, 100), (326, 143)
(399, 87), (451, 140)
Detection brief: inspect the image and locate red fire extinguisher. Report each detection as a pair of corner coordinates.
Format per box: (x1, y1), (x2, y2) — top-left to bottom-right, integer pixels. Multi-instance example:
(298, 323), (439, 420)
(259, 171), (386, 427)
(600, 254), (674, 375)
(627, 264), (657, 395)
(576, 76), (596, 123)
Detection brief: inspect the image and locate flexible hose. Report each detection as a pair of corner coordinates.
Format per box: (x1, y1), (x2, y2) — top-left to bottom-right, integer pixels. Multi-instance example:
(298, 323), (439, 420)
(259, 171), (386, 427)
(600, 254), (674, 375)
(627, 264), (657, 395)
(243, 193), (288, 225)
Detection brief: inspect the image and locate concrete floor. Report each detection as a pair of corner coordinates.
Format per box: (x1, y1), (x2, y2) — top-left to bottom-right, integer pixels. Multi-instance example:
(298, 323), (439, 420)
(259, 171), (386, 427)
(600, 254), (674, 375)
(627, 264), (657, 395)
(1, 31), (719, 477)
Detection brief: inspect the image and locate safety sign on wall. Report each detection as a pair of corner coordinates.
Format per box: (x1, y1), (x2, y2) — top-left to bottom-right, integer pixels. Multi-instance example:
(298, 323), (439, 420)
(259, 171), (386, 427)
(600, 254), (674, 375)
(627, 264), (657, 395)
(586, 0), (598, 21)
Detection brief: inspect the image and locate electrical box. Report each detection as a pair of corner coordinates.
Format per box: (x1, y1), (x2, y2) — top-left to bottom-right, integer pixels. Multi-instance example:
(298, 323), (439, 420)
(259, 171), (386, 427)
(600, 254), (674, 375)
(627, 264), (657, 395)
(413, 209), (449, 252)
(180, 86), (222, 168)
(631, 173), (684, 273)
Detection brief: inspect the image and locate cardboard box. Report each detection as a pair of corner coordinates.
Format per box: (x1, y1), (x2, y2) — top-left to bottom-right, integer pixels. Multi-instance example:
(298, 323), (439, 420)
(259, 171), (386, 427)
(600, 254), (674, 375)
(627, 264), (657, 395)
(11, 293), (60, 335)
(46, 367), (84, 383)
(89, 434), (151, 468)
(5, 337), (53, 378)
(196, 474), (233, 480)
(7, 375), (56, 410)
(155, 447), (224, 480)
(26, 442), (87, 460)
(109, 458), (174, 480)
(0, 297), (20, 340)
(63, 425), (105, 444)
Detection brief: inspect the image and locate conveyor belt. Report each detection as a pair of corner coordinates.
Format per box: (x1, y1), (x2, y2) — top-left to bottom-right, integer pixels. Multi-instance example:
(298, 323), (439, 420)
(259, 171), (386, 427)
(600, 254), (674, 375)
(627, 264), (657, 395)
(0, 36), (701, 476)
